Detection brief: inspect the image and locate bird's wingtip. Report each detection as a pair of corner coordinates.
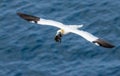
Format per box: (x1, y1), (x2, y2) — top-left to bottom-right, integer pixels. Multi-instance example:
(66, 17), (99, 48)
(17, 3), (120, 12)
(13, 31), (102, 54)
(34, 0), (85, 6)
(17, 12), (21, 15)
(93, 39), (115, 48)
(17, 12), (40, 23)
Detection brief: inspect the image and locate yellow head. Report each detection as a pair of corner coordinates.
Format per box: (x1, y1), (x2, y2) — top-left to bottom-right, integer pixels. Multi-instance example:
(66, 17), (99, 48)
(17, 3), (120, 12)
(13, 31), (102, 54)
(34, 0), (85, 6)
(60, 29), (64, 34)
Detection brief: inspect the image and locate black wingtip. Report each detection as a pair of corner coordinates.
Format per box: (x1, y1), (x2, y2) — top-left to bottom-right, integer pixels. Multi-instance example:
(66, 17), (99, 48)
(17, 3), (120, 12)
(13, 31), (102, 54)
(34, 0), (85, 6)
(17, 12), (40, 23)
(93, 39), (115, 48)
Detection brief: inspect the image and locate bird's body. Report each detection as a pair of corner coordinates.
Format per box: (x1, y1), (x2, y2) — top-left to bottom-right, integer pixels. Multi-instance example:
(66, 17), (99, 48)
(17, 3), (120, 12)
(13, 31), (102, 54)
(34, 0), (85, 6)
(38, 18), (98, 42)
(17, 12), (115, 48)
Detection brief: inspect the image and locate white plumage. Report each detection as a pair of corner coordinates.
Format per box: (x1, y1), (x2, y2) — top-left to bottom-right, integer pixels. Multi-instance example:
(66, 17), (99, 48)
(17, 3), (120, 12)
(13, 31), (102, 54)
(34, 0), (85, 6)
(17, 12), (115, 48)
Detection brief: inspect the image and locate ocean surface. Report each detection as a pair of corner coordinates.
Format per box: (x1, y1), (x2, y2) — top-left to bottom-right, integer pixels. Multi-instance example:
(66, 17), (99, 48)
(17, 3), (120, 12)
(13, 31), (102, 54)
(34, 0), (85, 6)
(0, 0), (120, 76)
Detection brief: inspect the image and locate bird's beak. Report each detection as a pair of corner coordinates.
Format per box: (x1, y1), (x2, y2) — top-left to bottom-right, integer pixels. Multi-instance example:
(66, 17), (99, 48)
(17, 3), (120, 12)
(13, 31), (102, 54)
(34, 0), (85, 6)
(54, 33), (62, 43)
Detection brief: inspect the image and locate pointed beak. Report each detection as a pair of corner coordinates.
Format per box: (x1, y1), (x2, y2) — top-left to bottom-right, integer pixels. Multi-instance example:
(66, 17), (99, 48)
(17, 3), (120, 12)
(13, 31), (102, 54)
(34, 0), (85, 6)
(54, 33), (62, 43)
(55, 35), (61, 42)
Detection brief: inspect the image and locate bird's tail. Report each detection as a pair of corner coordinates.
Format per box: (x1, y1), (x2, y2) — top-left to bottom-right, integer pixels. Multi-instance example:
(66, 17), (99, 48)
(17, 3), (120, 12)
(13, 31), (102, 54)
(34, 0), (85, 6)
(17, 12), (40, 23)
(68, 24), (83, 29)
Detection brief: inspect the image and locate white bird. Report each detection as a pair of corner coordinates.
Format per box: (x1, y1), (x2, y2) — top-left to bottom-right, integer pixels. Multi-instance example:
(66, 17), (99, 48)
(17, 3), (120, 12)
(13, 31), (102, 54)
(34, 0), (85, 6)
(17, 12), (115, 48)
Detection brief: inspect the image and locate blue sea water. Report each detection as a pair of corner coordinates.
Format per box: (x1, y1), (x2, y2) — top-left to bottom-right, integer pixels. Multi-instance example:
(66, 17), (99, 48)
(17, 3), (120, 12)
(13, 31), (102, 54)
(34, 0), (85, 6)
(0, 0), (120, 76)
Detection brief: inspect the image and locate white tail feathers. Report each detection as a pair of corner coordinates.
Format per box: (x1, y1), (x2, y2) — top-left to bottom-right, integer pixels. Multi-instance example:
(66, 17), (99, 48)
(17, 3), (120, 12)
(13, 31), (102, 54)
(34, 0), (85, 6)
(68, 24), (83, 29)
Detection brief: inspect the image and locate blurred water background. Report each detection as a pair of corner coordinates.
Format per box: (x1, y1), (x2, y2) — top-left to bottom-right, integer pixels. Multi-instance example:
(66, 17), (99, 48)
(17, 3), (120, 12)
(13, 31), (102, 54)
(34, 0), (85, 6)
(0, 0), (120, 76)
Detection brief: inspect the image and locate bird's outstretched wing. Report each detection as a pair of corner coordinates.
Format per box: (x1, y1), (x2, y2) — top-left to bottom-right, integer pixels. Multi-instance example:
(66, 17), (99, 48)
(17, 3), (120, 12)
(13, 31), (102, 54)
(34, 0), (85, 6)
(71, 30), (114, 48)
(17, 12), (64, 28)
(17, 12), (115, 48)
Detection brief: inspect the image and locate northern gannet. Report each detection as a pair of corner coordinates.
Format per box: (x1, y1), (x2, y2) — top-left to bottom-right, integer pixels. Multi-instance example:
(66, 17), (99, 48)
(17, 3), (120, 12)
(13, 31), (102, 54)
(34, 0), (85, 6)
(17, 12), (115, 48)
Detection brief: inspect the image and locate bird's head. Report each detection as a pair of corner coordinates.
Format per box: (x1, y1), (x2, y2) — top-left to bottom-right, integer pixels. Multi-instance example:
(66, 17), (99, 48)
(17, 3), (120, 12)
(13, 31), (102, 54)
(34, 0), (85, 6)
(54, 29), (64, 42)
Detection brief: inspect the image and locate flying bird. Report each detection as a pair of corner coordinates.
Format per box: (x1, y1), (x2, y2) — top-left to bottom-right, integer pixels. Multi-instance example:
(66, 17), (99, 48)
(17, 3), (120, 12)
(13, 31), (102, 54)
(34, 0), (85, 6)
(17, 12), (115, 48)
